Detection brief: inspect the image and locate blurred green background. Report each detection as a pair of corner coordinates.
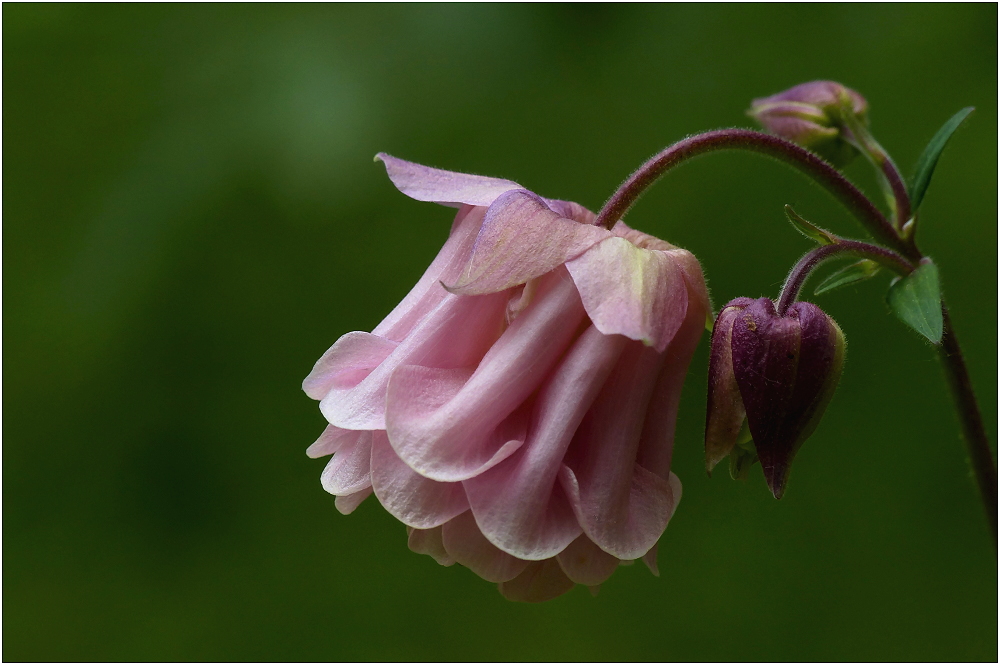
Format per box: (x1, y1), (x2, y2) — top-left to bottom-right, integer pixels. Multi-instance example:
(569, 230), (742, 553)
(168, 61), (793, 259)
(4, 4), (996, 662)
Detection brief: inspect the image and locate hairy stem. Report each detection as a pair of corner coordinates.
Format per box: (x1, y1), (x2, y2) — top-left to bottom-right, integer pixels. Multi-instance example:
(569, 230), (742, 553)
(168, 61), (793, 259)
(939, 305), (998, 546)
(595, 129), (911, 258)
(775, 241), (915, 315)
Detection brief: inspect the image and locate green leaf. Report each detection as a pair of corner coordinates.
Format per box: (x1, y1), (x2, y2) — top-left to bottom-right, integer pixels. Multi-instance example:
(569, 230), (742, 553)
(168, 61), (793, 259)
(814, 259), (881, 295)
(886, 261), (943, 343)
(910, 107), (974, 211)
(784, 205), (838, 245)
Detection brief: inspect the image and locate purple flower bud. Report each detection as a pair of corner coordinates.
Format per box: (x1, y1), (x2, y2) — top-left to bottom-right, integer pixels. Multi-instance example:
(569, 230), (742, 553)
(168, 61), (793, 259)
(706, 297), (846, 498)
(749, 80), (868, 167)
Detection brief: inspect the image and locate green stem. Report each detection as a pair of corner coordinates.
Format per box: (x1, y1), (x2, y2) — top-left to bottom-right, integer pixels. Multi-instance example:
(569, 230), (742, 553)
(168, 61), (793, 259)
(938, 305), (998, 546)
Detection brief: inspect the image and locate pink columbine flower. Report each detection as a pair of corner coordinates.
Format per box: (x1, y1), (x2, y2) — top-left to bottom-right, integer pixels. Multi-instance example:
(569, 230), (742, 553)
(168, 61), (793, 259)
(303, 154), (709, 602)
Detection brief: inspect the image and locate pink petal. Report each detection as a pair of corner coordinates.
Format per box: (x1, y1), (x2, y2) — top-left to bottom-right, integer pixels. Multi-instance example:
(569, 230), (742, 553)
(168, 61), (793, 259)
(376, 153), (522, 208)
(303, 332), (399, 401)
(447, 190), (610, 295)
(542, 198), (598, 226)
(497, 558), (576, 603)
(370, 431), (469, 529)
(462, 325), (626, 559)
(306, 424), (365, 459)
(558, 342), (673, 560)
(440, 511), (529, 583)
(556, 535), (621, 586)
(636, 282), (710, 481)
(320, 431), (373, 496)
(565, 236), (688, 353)
(335, 487), (373, 515)
(384, 269), (587, 481)
(407, 526), (456, 567)
(372, 205), (487, 342)
(321, 290), (509, 431)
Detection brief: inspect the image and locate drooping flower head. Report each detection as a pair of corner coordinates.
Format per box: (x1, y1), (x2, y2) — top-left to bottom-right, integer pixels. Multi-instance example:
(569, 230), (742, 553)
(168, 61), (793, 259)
(303, 155), (709, 601)
(705, 297), (846, 498)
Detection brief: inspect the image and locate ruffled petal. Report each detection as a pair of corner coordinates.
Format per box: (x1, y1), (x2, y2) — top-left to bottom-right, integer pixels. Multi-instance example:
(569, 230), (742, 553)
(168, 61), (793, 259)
(498, 558), (575, 603)
(447, 190), (610, 295)
(463, 325), (625, 559)
(370, 431), (469, 529)
(302, 332), (399, 401)
(559, 342), (674, 560)
(377, 153), (522, 208)
(320, 431), (373, 496)
(542, 198), (598, 226)
(384, 269), (587, 481)
(556, 535), (621, 586)
(306, 424), (364, 459)
(335, 487), (373, 515)
(636, 275), (712, 480)
(407, 526), (455, 567)
(440, 511), (529, 583)
(372, 205), (487, 342)
(321, 290), (509, 431)
(565, 237), (689, 353)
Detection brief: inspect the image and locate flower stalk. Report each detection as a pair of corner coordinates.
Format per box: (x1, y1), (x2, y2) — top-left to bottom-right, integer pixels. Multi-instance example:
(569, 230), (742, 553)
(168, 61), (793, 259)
(594, 129), (910, 258)
(775, 240), (915, 315)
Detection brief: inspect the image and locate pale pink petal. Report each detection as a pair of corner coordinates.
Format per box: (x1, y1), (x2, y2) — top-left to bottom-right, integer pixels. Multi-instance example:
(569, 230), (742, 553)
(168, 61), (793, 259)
(558, 342), (673, 560)
(373, 205), (487, 342)
(335, 487), (373, 515)
(303, 332), (399, 401)
(463, 326), (626, 559)
(306, 425), (364, 459)
(440, 511), (529, 583)
(384, 269), (588, 481)
(370, 431), (469, 529)
(407, 526), (456, 567)
(565, 236), (688, 353)
(635, 281), (710, 480)
(542, 198), (598, 226)
(498, 559), (576, 603)
(561, 463), (680, 562)
(376, 153), (522, 208)
(447, 190), (611, 295)
(556, 535), (621, 586)
(321, 290), (509, 431)
(320, 431), (373, 495)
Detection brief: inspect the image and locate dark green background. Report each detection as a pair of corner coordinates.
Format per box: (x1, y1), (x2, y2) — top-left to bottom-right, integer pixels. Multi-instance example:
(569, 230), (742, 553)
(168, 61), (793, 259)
(4, 4), (997, 662)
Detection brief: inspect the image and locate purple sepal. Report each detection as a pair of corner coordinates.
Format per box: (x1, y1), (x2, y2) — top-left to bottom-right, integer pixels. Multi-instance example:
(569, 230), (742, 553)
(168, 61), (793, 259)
(728, 298), (845, 498)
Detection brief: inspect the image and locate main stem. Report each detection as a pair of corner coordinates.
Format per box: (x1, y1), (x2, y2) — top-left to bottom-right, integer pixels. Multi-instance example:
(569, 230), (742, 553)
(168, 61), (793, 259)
(939, 305), (998, 545)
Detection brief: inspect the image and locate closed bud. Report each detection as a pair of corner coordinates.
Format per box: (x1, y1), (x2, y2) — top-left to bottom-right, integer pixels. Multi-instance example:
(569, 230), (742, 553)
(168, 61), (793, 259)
(749, 80), (868, 167)
(705, 297), (845, 498)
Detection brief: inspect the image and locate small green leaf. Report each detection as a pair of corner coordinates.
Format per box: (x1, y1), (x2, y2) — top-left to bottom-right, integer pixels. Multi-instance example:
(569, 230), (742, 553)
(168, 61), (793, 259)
(784, 205), (838, 245)
(887, 261), (943, 343)
(814, 259), (881, 295)
(911, 107), (974, 211)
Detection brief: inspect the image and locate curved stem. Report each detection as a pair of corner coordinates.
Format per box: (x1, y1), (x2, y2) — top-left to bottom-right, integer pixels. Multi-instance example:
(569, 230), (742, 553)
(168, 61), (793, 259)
(595, 129), (912, 258)
(938, 305), (998, 546)
(775, 240), (915, 315)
